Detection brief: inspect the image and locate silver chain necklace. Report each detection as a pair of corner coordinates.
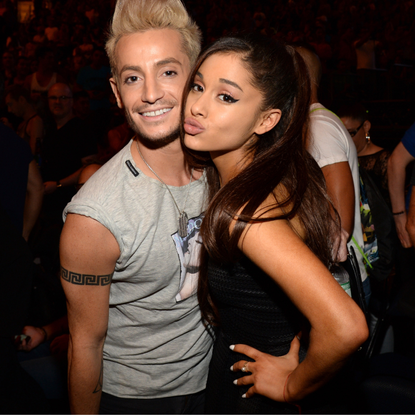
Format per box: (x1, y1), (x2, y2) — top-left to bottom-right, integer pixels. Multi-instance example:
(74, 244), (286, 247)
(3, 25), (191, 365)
(135, 140), (193, 238)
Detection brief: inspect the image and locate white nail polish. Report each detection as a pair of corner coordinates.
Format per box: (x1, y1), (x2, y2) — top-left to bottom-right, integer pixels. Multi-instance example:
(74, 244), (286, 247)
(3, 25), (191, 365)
(242, 394), (246, 398)
(229, 345), (235, 350)
(233, 379), (238, 385)
(230, 365), (233, 371)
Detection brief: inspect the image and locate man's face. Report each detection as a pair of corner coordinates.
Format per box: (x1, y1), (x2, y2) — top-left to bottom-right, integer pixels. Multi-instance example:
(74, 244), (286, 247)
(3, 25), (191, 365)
(5, 94), (22, 117)
(48, 84), (73, 119)
(110, 29), (191, 148)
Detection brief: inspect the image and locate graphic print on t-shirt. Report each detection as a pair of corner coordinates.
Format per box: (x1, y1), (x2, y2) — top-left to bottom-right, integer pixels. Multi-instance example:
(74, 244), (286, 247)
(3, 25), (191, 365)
(172, 214), (203, 302)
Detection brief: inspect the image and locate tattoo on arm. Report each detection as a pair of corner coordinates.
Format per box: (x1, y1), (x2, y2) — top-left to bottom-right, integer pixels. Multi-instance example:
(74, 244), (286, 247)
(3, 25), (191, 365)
(93, 359), (103, 394)
(60, 266), (113, 286)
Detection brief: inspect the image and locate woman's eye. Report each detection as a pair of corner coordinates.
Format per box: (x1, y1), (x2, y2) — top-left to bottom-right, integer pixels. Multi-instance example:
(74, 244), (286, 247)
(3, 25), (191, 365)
(191, 83), (203, 92)
(219, 94), (238, 103)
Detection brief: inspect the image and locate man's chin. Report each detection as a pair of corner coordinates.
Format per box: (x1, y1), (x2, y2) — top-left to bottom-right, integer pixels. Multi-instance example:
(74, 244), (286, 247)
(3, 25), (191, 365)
(129, 123), (180, 150)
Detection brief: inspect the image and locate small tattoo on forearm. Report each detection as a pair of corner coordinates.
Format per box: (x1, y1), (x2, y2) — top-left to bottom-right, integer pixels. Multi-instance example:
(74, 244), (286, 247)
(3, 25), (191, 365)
(60, 266), (113, 286)
(93, 359), (103, 394)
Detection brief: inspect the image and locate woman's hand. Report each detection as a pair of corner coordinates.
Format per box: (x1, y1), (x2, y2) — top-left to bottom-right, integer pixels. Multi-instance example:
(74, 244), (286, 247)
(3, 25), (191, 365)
(231, 335), (301, 401)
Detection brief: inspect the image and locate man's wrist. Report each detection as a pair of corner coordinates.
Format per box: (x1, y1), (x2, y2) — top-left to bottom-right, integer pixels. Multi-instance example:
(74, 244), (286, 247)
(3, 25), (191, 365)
(56, 180), (63, 188)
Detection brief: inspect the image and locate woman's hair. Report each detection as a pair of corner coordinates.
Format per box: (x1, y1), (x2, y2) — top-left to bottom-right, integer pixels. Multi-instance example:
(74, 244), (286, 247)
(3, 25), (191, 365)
(181, 35), (339, 325)
(337, 102), (369, 124)
(106, 0), (201, 81)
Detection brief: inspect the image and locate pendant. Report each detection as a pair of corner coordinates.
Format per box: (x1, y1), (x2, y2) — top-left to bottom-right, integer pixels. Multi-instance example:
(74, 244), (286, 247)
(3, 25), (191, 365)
(178, 212), (189, 238)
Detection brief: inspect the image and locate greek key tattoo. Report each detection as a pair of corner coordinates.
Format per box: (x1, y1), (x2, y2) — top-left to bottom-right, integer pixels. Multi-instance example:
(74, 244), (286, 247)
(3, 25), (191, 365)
(60, 266), (113, 286)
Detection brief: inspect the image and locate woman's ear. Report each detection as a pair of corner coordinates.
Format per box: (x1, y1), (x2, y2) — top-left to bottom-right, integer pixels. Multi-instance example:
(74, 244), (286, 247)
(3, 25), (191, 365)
(254, 109), (282, 135)
(363, 119), (371, 135)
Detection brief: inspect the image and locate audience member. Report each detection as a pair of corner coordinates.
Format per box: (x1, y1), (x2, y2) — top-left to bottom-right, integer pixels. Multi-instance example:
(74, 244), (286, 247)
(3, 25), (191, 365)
(24, 46), (66, 109)
(13, 56), (31, 86)
(42, 83), (96, 207)
(388, 122), (415, 248)
(407, 164), (415, 247)
(5, 84), (44, 156)
(296, 45), (370, 303)
(338, 103), (391, 206)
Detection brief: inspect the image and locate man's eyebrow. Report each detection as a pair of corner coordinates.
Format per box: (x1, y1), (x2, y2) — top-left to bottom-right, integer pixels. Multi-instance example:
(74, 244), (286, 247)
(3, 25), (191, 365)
(220, 78), (243, 92)
(119, 65), (141, 75)
(119, 58), (182, 76)
(155, 58), (183, 68)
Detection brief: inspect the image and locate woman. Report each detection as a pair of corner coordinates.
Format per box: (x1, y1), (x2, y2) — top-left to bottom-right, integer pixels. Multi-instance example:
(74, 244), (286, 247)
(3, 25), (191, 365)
(338, 103), (391, 207)
(182, 36), (368, 413)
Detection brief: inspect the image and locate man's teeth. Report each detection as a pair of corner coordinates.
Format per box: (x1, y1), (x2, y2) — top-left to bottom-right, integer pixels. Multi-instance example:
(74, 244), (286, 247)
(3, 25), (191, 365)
(142, 108), (171, 117)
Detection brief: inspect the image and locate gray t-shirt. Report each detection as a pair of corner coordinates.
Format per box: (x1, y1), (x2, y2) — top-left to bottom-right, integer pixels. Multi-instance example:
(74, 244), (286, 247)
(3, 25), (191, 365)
(64, 140), (213, 399)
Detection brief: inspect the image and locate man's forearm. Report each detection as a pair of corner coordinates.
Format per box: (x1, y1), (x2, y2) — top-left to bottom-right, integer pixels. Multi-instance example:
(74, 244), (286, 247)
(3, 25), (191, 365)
(68, 338), (105, 414)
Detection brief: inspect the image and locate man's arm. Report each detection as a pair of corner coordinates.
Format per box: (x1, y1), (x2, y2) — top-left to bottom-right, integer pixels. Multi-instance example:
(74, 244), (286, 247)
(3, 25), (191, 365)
(388, 142), (415, 248)
(407, 189), (415, 247)
(60, 213), (120, 414)
(321, 161), (355, 237)
(23, 160), (44, 241)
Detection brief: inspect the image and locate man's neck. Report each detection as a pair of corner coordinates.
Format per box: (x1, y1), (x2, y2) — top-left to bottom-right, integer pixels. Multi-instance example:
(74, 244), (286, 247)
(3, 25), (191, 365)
(23, 106), (36, 122)
(132, 137), (196, 186)
(55, 113), (74, 129)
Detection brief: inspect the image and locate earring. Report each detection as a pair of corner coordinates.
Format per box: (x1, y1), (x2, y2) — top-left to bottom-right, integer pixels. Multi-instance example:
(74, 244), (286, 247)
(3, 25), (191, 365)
(366, 133), (371, 144)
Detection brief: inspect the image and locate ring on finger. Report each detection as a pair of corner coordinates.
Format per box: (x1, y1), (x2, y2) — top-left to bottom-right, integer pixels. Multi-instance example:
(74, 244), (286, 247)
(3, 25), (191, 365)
(241, 361), (249, 372)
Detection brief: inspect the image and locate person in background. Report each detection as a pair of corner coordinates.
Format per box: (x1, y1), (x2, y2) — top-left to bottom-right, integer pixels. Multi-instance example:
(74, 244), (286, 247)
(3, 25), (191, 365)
(4, 84), (44, 156)
(338, 103), (391, 206)
(388, 121), (415, 249)
(295, 45), (370, 303)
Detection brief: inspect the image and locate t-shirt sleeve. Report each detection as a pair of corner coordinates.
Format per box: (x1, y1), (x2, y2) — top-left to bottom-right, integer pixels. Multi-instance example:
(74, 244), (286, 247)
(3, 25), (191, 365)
(308, 118), (349, 168)
(63, 196), (124, 254)
(401, 122), (415, 158)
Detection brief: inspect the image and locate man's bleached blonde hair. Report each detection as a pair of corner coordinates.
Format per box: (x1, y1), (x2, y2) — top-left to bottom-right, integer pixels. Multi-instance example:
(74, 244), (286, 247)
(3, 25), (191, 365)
(106, 0), (201, 80)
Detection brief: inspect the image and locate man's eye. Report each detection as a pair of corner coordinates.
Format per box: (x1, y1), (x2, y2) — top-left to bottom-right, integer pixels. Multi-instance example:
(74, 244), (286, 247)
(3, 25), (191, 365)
(219, 94), (238, 103)
(164, 70), (177, 76)
(125, 76), (138, 84)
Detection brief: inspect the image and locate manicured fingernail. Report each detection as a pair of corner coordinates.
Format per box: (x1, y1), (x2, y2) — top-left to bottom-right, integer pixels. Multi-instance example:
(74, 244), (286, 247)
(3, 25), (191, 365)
(242, 393), (246, 398)
(296, 335), (301, 340)
(233, 379), (238, 385)
(229, 345), (235, 350)
(230, 365), (234, 371)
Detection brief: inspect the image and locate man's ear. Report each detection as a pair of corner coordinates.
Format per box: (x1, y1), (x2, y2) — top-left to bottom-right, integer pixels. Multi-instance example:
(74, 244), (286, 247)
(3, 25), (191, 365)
(254, 109), (282, 135)
(109, 77), (123, 109)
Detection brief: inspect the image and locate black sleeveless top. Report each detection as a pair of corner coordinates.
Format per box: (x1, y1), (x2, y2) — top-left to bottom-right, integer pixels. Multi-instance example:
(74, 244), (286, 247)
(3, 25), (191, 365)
(205, 257), (307, 414)
(205, 257), (352, 414)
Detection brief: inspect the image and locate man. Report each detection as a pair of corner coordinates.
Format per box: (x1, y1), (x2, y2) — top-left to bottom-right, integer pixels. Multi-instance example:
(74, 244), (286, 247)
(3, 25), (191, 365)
(387, 122), (415, 249)
(60, 0), (212, 413)
(388, 122), (415, 284)
(42, 83), (96, 199)
(295, 45), (370, 300)
(407, 164), (415, 246)
(5, 84), (44, 155)
(0, 127), (47, 413)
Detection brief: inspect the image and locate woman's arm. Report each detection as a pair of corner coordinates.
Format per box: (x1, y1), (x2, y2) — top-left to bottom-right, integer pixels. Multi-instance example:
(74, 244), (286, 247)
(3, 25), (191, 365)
(232, 214), (368, 402)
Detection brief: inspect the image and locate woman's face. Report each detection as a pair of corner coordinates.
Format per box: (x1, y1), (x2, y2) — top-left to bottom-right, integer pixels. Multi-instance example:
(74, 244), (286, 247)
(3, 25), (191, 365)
(340, 116), (369, 154)
(184, 53), (277, 161)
